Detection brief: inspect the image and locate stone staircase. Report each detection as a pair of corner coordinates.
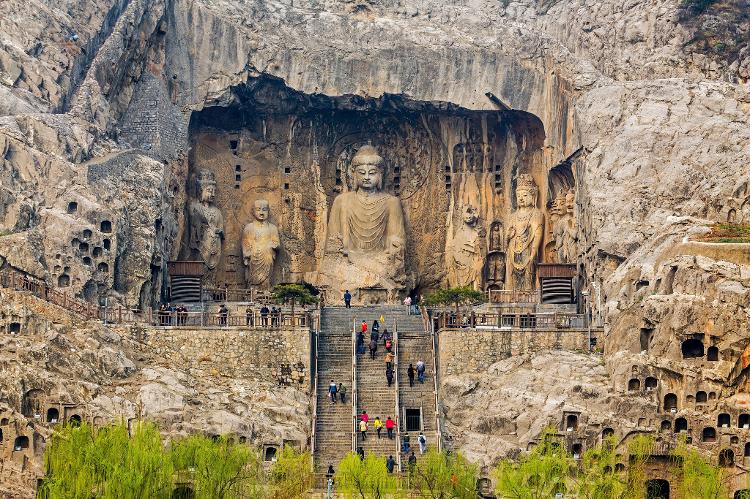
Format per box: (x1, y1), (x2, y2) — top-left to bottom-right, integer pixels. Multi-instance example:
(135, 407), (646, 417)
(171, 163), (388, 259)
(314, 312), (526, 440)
(398, 329), (440, 463)
(314, 308), (355, 472)
(313, 305), (434, 471)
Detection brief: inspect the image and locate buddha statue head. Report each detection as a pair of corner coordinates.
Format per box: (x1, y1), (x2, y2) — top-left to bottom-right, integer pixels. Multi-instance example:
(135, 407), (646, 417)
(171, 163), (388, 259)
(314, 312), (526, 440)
(463, 205), (479, 226)
(351, 145), (384, 192)
(253, 199), (270, 222)
(196, 170), (217, 205)
(565, 189), (575, 213)
(515, 174), (538, 209)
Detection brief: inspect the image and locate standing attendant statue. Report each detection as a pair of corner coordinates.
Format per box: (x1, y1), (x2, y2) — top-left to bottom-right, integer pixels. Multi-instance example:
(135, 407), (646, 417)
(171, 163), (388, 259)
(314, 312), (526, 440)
(242, 199), (280, 289)
(505, 174), (544, 290)
(188, 170), (224, 272)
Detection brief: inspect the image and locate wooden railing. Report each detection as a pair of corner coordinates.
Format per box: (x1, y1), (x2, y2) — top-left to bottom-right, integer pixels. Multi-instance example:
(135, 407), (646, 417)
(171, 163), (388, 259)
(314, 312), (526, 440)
(425, 306), (443, 452)
(0, 271), (98, 319)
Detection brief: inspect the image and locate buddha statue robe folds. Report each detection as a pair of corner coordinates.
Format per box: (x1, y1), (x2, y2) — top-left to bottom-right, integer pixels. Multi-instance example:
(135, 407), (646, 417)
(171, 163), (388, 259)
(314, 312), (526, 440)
(312, 145), (407, 302)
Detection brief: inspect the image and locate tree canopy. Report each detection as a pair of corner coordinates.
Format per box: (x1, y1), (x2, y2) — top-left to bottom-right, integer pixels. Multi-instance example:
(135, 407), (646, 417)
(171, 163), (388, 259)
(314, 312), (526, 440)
(423, 286), (486, 311)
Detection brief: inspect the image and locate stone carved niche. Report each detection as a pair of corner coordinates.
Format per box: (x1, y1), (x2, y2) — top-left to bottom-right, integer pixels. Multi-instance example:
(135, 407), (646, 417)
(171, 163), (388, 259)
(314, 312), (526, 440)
(185, 170), (224, 279)
(446, 204), (484, 289)
(546, 161), (577, 264)
(485, 221), (505, 290)
(186, 77), (546, 299)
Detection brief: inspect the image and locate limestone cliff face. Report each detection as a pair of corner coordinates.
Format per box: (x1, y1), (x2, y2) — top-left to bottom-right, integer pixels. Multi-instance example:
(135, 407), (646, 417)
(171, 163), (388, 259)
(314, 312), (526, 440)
(0, 0), (749, 495)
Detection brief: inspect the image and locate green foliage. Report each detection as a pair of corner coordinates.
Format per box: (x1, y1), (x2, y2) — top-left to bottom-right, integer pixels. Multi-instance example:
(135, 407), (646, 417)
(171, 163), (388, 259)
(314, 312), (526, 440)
(169, 434), (264, 498)
(39, 422), (174, 499)
(337, 451), (400, 499)
(574, 435), (629, 499)
(424, 286), (486, 312)
(271, 283), (318, 314)
(267, 444), (313, 499)
(409, 449), (478, 499)
(671, 439), (730, 499)
(494, 427), (573, 499)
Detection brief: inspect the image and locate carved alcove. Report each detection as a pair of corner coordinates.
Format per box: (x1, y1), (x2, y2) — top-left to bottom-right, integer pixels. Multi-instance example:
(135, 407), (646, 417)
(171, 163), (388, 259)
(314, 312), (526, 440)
(186, 77), (546, 293)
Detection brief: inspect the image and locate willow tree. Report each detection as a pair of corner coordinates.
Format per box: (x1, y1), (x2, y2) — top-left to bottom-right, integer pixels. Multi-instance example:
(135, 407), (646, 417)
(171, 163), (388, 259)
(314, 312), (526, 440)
(409, 449), (478, 499)
(671, 439), (730, 499)
(169, 434), (264, 499)
(38, 421), (174, 499)
(337, 451), (400, 499)
(494, 428), (573, 499)
(267, 444), (313, 499)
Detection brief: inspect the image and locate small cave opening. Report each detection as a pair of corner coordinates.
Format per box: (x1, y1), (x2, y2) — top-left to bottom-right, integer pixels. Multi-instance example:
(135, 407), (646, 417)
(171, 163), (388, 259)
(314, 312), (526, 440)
(21, 389), (44, 418)
(696, 391), (708, 403)
(100, 220), (112, 233)
(646, 479), (670, 499)
(9, 322), (21, 334)
(57, 274), (70, 287)
(67, 201), (78, 213)
(97, 262), (109, 273)
(719, 448), (735, 467)
(663, 393), (678, 412)
(13, 435), (29, 451)
(660, 420), (671, 431)
(93, 247), (103, 257)
(745, 443), (750, 457)
(186, 76), (547, 288)
(627, 378), (640, 391)
(681, 338), (704, 359)
(740, 413), (749, 428)
(82, 229), (92, 239)
(707, 346), (719, 361)
(263, 445), (278, 462)
(68, 414), (82, 427)
(103, 238), (111, 250)
(645, 377), (658, 390)
(79, 242), (89, 253)
(702, 427), (717, 442)
(46, 408), (59, 423)
(718, 413), (731, 427)
(565, 414), (578, 431)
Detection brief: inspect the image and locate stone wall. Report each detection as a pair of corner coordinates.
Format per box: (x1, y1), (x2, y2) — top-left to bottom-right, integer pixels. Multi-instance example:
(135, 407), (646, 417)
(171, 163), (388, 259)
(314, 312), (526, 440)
(438, 327), (591, 378)
(139, 326), (312, 387)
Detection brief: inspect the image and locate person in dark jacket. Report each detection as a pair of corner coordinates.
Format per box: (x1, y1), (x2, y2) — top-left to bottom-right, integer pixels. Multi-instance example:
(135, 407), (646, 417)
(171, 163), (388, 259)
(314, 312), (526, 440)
(386, 455), (396, 473)
(369, 338), (378, 359)
(407, 363), (415, 387)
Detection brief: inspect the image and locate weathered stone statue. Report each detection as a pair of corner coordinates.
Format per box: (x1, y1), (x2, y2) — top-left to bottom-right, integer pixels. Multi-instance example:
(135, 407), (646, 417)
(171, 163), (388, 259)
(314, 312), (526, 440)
(312, 145), (407, 301)
(242, 199), (280, 288)
(447, 205), (484, 289)
(188, 170), (224, 272)
(505, 174), (544, 290)
(553, 189), (577, 263)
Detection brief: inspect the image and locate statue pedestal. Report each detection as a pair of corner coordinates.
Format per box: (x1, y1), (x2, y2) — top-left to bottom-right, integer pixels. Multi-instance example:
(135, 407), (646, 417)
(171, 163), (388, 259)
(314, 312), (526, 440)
(307, 252), (405, 305)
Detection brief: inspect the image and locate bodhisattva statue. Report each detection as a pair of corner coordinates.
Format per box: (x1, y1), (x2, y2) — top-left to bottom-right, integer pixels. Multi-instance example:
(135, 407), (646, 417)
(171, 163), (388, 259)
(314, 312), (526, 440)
(505, 174), (544, 290)
(242, 199), (280, 288)
(553, 189), (577, 263)
(447, 205), (484, 289)
(188, 170), (224, 272)
(313, 145), (407, 301)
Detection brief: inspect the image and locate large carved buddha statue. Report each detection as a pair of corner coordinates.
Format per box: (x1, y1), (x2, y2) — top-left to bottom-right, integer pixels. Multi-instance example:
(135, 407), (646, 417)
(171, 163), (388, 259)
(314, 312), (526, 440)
(242, 199), (280, 288)
(505, 174), (544, 290)
(313, 145), (407, 301)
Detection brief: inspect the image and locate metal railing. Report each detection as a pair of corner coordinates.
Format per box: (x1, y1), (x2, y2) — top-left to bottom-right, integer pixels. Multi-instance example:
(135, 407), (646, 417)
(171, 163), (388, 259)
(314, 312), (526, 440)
(201, 287), (273, 303)
(351, 317), (358, 453)
(425, 306), (443, 452)
(310, 329), (319, 469)
(393, 317), (401, 471)
(0, 270), (98, 319)
(151, 310), (309, 328)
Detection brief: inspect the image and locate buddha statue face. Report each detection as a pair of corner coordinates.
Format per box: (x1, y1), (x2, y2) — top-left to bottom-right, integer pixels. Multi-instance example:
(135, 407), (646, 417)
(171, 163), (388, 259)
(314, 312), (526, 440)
(351, 145), (384, 192)
(200, 183), (216, 205)
(253, 200), (270, 222)
(516, 187), (535, 208)
(565, 190), (575, 213)
(463, 205), (478, 226)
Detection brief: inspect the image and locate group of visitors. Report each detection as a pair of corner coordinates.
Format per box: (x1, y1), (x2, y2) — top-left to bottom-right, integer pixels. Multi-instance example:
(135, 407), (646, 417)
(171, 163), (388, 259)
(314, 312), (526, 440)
(244, 304), (284, 327)
(157, 303), (189, 326)
(357, 411), (396, 440)
(328, 379), (348, 404)
(406, 360), (427, 386)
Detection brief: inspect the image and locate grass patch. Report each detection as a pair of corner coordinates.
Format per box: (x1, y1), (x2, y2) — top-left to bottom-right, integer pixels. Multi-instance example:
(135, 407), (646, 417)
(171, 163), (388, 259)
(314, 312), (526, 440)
(696, 223), (750, 243)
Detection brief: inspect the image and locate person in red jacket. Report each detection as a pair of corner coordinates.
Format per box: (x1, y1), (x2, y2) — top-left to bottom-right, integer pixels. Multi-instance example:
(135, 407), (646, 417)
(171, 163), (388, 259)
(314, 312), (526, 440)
(385, 416), (395, 439)
(361, 321), (368, 334)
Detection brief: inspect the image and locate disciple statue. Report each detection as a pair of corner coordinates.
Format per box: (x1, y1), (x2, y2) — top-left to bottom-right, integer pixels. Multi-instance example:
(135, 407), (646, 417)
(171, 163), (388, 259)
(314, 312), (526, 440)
(505, 174), (544, 290)
(446, 205), (484, 289)
(553, 189), (577, 263)
(242, 199), (280, 288)
(312, 145), (407, 301)
(188, 170), (224, 272)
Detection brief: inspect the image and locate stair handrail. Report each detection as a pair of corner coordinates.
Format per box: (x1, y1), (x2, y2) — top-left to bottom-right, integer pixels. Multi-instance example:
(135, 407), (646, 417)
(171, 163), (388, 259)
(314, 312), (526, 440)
(393, 316), (402, 472)
(425, 306), (443, 452)
(352, 316), (358, 453)
(310, 328), (319, 469)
